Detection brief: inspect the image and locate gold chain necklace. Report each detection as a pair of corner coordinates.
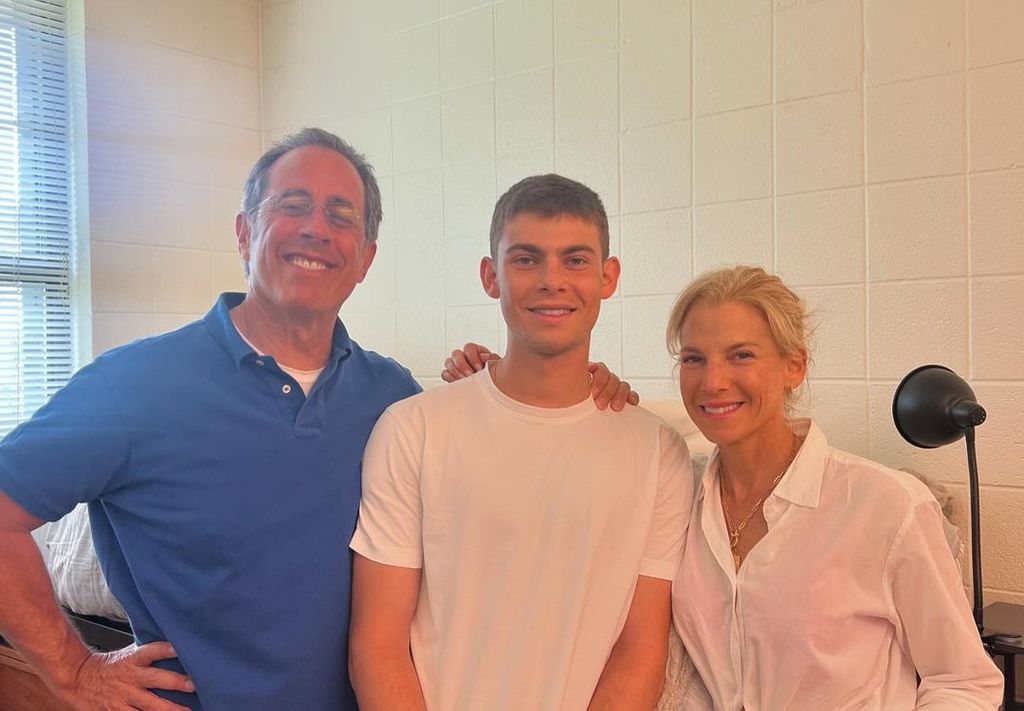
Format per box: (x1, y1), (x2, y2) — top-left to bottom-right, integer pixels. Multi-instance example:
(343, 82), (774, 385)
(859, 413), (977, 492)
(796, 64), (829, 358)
(719, 435), (802, 571)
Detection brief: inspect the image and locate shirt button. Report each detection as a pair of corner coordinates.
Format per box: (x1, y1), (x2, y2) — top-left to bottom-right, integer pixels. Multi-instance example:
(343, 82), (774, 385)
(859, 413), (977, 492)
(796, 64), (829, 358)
(255, 359), (264, 367)
(282, 384), (292, 394)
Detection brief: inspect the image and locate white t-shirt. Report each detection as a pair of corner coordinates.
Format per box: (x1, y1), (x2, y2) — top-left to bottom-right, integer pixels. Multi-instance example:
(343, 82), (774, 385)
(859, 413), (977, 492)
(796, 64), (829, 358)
(673, 419), (1003, 711)
(351, 368), (693, 711)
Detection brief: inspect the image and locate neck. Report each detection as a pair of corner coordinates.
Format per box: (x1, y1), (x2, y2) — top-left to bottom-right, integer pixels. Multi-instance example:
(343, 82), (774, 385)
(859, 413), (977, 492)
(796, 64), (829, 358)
(491, 340), (592, 408)
(718, 419), (798, 502)
(230, 295), (334, 370)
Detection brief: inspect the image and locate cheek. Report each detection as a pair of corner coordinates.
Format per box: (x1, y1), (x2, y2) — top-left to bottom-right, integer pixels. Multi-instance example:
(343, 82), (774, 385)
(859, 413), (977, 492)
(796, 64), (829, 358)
(678, 371), (697, 403)
(750, 371), (787, 405)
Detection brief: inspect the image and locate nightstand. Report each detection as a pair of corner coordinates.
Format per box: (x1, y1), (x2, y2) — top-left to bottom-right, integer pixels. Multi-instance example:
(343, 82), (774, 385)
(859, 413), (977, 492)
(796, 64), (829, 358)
(983, 602), (1024, 711)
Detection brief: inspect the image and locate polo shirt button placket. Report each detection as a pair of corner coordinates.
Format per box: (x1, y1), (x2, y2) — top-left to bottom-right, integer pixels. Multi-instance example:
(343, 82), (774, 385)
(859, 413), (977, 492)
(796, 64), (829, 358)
(282, 384), (292, 395)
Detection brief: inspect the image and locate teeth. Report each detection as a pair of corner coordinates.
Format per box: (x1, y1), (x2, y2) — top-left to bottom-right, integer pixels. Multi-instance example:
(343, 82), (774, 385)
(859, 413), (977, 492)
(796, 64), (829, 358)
(703, 403), (741, 415)
(533, 308), (571, 315)
(287, 256), (328, 271)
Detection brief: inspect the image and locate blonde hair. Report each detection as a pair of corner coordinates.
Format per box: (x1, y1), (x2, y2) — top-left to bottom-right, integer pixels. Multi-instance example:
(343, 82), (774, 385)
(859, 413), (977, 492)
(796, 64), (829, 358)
(666, 265), (812, 362)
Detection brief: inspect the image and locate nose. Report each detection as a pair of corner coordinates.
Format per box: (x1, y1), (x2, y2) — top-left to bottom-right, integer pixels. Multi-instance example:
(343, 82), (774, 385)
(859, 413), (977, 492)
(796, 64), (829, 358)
(537, 258), (567, 291)
(702, 359), (729, 392)
(299, 205), (331, 240)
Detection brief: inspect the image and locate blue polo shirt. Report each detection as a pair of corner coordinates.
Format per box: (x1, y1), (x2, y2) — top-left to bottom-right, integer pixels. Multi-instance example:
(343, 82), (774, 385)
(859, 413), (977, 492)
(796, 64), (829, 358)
(0, 293), (420, 710)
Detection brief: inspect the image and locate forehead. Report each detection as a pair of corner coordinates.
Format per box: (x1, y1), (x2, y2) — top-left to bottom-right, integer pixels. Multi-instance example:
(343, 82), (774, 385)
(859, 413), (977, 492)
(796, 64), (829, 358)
(265, 145), (365, 206)
(682, 301), (772, 342)
(499, 212), (602, 250)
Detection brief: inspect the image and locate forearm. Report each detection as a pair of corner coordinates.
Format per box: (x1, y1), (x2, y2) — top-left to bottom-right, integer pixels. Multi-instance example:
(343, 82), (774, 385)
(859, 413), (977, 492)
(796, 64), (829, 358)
(349, 640), (427, 711)
(913, 644), (1002, 710)
(914, 690), (1001, 710)
(0, 527), (92, 692)
(894, 502), (1003, 710)
(588, 639), (667, 711)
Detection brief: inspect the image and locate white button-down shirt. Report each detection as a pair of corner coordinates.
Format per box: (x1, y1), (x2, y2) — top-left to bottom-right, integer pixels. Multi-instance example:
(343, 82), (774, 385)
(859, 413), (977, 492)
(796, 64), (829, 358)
(673, 419), (1003, 711)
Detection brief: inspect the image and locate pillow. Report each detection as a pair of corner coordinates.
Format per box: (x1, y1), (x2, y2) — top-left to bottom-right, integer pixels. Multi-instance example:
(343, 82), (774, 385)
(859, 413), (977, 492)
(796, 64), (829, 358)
(43, 504), (127, 620)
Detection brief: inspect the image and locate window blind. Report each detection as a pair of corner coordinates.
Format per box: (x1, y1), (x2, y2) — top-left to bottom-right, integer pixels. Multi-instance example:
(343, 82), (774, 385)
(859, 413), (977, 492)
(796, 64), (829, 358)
(0, 0), (72, 437)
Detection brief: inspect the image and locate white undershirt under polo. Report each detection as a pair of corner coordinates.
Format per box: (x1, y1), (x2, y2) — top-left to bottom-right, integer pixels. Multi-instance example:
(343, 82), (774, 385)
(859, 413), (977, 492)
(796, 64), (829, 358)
(235, 329), (323, 396)
(277, 363), (323, 396)
(352, 368), (694, 710)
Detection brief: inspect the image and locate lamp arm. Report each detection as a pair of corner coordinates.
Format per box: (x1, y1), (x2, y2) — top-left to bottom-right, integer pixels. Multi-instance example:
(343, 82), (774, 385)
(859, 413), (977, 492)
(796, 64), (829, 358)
(964, 425), (984, 632)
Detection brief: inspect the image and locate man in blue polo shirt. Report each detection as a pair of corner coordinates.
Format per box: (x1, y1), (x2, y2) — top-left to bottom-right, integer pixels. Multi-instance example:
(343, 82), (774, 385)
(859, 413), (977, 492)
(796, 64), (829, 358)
(0, 128), (420, 710)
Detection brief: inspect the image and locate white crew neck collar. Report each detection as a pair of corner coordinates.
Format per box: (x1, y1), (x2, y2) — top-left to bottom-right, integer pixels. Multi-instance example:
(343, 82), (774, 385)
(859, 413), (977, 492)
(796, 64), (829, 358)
(474, 362), (597, 422)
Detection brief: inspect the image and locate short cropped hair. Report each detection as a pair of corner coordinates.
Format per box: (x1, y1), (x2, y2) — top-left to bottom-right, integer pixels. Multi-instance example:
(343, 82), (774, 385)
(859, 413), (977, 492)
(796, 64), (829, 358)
(241, 127), (383, 244)
(489, 174), (610, 258)
(666, 265), (812, 362)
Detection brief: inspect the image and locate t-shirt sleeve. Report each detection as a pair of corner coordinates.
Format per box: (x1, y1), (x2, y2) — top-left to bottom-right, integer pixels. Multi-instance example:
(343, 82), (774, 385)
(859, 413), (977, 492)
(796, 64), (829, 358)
(0, 362), (131, 522)
(350, 407), (425, 569)
(639, 424), (693, 580)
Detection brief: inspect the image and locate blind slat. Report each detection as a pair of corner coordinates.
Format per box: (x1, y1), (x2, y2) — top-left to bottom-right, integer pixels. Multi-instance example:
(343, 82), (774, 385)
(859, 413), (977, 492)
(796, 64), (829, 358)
(0, 0), (71, 437)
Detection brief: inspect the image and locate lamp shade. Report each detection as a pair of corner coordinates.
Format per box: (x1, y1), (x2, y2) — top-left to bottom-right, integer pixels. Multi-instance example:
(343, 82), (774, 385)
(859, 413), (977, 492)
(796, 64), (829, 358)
(892, 364), (986, 449)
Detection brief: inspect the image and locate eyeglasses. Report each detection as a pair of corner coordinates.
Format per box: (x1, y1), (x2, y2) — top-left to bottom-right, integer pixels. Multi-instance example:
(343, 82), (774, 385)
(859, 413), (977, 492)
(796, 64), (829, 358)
(257, 192), (363, 233)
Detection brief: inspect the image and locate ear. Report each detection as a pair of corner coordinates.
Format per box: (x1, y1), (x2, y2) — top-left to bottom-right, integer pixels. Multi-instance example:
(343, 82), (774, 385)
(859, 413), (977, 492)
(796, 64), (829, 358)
(480, 256), (500, 299)
(784, 349), (808, 391)
(235, 211), (252, 263)
(355, 241), (377, 283)
(600, 256), (621, 299)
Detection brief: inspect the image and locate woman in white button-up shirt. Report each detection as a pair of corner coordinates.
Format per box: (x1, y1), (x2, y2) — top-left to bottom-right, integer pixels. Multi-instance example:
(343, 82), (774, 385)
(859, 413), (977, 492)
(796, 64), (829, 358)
(667, 266), (1002, 711)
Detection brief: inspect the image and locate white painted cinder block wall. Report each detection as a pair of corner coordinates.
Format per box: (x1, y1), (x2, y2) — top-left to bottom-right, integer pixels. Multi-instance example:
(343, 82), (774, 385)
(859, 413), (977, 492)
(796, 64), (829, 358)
(72, 0), (1022, 604)
(258, 0), (1024, 604)
(75, 0), (259, 356)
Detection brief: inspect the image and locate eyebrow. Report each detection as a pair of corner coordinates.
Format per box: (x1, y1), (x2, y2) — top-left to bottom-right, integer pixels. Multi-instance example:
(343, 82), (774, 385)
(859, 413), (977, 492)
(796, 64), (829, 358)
(504, 243), (599, 256)
(679, 341), (760, 352)
(278, 189), (357, 209)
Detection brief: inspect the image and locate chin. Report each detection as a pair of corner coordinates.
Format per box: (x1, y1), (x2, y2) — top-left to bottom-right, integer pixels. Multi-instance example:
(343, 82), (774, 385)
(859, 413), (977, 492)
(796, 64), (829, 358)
(525, 334), (587, 357)
(694, 419), (743, 447)
(279, 297), (340, 318)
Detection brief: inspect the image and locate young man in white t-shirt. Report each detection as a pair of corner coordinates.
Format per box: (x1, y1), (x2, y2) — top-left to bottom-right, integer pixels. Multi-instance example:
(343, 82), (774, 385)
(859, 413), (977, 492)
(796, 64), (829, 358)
(348, 174), (693, 711)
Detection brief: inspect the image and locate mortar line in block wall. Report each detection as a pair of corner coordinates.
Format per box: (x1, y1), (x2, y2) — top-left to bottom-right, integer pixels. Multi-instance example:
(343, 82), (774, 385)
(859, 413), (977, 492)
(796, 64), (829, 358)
(550, 0), (558, 168)
(770, 0), (777, 273)
(986, 587), (1024, 597)
(963, 0), (974, 382)
(945, 482), (1024, 495)
(437, 10), (449, 363)
(615, 0), (624, 373)
(490, 3), (497, 186)
(255, 1), (265, 142)
(615, 0), (622, 215)
(857, 275), (972, 287)
(852, 377), (1024, 386)
(688, 0), (695, 281)
(859, 0), (872, 456)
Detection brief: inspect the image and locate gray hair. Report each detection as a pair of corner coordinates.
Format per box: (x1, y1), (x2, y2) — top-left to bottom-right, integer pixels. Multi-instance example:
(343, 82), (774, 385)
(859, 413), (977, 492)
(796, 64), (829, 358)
(241, 127), (383, 244)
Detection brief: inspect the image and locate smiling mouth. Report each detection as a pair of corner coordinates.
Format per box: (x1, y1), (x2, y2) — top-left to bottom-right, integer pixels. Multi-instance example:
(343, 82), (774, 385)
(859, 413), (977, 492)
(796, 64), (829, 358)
(529, 307), (575, 316)
(285, 255), (332, 271)
(701, 403), (742, 416)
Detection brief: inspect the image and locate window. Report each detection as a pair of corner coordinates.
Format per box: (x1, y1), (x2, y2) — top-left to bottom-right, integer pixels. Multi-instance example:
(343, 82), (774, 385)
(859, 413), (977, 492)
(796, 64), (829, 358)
(0, 0), (72, 437)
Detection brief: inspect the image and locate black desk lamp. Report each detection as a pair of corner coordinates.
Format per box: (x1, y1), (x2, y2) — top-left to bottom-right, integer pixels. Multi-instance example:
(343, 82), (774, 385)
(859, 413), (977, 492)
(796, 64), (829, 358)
(892, 364), (987, 631)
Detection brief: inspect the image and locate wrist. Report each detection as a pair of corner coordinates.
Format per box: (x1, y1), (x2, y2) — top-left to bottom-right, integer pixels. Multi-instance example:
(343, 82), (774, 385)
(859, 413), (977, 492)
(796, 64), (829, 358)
(35, 631), (93, 695)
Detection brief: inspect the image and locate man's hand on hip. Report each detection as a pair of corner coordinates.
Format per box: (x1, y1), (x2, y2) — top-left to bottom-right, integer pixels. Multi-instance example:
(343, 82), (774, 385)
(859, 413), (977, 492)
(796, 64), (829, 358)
(57, 642), (193, 711)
